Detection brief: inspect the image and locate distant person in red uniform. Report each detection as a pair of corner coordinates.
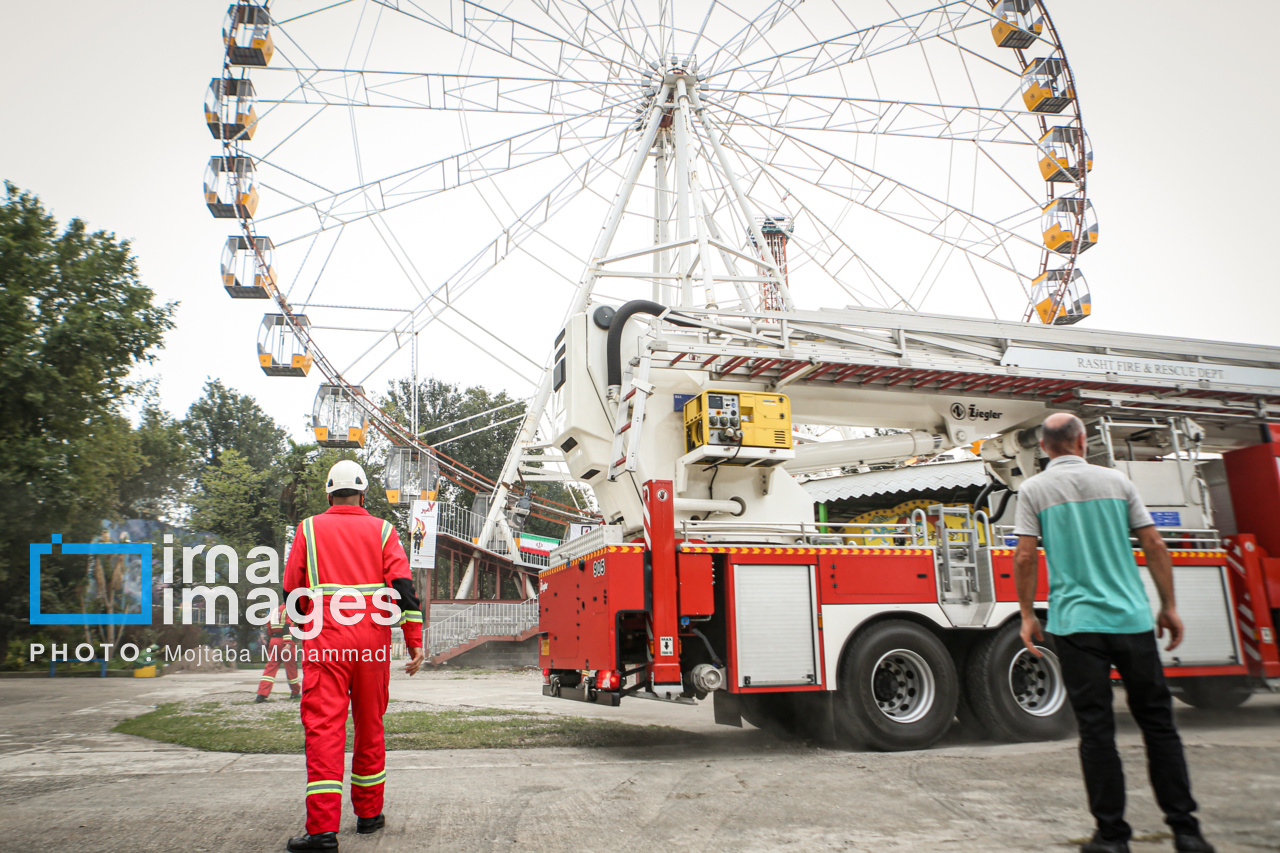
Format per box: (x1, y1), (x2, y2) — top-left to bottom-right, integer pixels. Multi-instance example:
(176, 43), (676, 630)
(282, 460), (426, 852)
(256, 603), (301, 702)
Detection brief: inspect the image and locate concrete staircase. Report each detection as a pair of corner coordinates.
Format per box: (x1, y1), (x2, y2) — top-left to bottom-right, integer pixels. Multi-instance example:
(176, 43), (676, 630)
(427, 599), (540, 664)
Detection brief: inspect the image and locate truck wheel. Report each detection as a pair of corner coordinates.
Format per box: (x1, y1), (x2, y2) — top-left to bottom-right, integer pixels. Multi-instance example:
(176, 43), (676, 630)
(836, 620), (958, 751)
(965, 621), (1073, 742)
(1174, 676), (1252, 710)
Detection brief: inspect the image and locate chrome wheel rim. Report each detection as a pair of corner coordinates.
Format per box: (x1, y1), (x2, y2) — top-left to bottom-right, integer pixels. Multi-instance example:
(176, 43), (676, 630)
(1008, 646), (1066, 717)
(871, 649), (935, 724)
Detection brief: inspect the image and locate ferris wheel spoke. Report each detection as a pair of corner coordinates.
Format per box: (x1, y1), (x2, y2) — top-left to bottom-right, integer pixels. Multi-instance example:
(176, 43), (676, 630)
(745, 158), (915, 309)
(705, 1), (983, 87)
(346, 304), (543, 392)
(373, 0), (646, 81)
(335, 129), (631, 381)
(707, 92), (1036, 144)
(254, 104), (635, 242)
(694, 0), (806, 73)
(730, 113), (1041, 269)
(717, 127), (913, 310)
(254, 68), (634, 115)
(537, 0), (649, 73)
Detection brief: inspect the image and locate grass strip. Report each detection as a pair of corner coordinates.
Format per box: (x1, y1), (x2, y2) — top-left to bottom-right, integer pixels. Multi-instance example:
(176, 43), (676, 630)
(115, 701), (681, 753)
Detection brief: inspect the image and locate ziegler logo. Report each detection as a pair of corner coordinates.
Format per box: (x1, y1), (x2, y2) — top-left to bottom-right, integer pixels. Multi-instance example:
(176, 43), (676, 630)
(951, 402), (1003, 422)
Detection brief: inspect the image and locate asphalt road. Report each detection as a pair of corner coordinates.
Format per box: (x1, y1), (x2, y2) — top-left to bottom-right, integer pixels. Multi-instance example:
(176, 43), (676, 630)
(0, 670), (1277, 853)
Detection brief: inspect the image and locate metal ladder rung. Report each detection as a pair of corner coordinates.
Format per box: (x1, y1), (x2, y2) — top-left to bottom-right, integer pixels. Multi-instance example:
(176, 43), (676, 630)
(607, 354), (652, 480)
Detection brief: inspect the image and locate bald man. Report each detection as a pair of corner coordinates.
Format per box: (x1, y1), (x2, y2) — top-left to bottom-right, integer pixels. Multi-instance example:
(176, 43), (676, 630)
(1014, 413), (1213, 853)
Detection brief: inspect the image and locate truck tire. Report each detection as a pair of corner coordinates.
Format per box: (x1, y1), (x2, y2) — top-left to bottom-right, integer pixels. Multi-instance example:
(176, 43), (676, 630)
(835, 620), (958, 751)
(1174, 676), (1252, 710)
(965, 621), (1073, 742)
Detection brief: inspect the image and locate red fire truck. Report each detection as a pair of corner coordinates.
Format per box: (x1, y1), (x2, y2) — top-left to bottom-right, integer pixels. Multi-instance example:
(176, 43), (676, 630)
(537, 303), (1280, 750)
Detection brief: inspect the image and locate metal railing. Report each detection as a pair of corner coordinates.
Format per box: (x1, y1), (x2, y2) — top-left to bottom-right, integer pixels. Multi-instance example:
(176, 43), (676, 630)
(677, 519), (930, 548)
(434, 503), (555, 567)
(426, 598), (540, 658)
(991, 525), (1223, 550)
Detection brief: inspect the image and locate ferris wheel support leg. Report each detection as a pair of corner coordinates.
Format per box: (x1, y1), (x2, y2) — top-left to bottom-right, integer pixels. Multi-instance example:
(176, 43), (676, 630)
(653, 134), (670, 305)
(672, 82), (695, 308)
(690, 88), (794, 311)
(459, 88), (677, 601)
(674, 79), (719, 309)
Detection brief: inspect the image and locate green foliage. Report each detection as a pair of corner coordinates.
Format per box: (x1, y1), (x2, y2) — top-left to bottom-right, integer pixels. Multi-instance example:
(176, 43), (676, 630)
(380, 377), (589, 538)
(117, 384), (194, 520)
(382, 376), (520, 490)
(279, 444), (392, 527)
(0, 183), (174, 656)
(189, 449), (281, 550)
(184, 378), (287, 473)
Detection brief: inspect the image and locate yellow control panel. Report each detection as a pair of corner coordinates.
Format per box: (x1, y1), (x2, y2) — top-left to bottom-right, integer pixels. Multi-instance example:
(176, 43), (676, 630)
(684, 391), (792, 455)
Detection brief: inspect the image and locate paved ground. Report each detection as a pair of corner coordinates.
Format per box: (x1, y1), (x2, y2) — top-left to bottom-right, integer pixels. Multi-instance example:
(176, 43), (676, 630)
(0, 669), (1277, 853)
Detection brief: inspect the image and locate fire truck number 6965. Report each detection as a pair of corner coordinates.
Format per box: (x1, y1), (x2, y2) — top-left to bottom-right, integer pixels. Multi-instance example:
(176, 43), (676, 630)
(592, 559), (605, 578)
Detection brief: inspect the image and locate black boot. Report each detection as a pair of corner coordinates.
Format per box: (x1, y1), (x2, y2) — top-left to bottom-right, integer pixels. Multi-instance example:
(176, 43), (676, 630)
(356, 814), (385, 835)
(1174, 832), (1215, 853)
(1080, 833), (1129, 853)
(286, 831), (338, 851)
(255, 694), (268, 704)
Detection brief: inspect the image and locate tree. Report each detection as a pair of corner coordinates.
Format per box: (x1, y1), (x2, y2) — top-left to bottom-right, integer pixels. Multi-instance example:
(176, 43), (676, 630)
(382, 377), (520, 492)
(280, 445), (394, 527)
(116, 386), (194, 521)
(0, 183), (174, 659)
(189, 449), (281, 551)
(381, 376), (589, 539)
(184, 378), (287, 473)
(188, 448), (283, 650)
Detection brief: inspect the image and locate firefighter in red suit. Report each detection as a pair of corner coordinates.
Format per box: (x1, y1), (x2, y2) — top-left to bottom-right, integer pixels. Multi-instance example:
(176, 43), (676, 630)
(282, 460), (426, 852)
(256, 603), (301, 702)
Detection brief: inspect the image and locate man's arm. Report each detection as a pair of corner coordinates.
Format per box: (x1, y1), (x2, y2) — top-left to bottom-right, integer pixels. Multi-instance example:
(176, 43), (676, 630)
(1136, 524), (1183, 651)
(379, 521), (426, 676)
(283, 528), (307, 595)
(1014, 535), (1045, 657)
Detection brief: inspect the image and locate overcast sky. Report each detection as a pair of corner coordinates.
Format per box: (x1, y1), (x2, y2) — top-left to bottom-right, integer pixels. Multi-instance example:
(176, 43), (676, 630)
(3, 1), (1277, 439)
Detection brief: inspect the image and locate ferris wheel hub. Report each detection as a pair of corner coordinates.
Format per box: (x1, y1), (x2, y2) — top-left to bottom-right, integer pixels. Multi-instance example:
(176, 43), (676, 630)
(651, 57), (701, 90)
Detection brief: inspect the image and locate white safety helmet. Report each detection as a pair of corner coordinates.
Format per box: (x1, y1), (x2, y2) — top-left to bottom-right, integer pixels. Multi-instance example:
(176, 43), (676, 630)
(325, 459), (369, 494)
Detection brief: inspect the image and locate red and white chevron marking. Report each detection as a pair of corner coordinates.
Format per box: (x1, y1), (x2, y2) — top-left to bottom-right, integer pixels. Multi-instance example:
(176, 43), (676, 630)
(1227, 544), (1262, 665)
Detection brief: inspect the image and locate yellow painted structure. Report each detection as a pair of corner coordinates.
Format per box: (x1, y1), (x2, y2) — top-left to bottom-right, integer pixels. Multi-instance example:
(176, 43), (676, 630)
(684, 390), (793, 456)
(1041, 196), (1098, 255)
(990, 1), (1042, 49)
(257, 314), (312, 377)
(204, 156), (258, 219)
(844, 499), (990, 548)
(313, 384), (369, 448)
(1038, 126), (1092, 182)
(1021, 57), (1073, 114)
(224, 4), (274, 67)
(221, 235), (275, 299)
(1031, 269), (1091, 325)
(384, 448), (437, 506)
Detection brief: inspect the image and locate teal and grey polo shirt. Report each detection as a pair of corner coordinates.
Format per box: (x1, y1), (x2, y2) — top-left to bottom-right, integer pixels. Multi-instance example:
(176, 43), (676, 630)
(1014, 454), (1155, 636)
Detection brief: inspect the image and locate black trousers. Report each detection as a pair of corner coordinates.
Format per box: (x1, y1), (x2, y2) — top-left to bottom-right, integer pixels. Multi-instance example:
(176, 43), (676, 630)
(1051, 631), (1200, 842)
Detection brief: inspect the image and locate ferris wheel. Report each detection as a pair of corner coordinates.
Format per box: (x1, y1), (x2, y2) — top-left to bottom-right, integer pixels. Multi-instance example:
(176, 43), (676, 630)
(204, 0), (1094, 527)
